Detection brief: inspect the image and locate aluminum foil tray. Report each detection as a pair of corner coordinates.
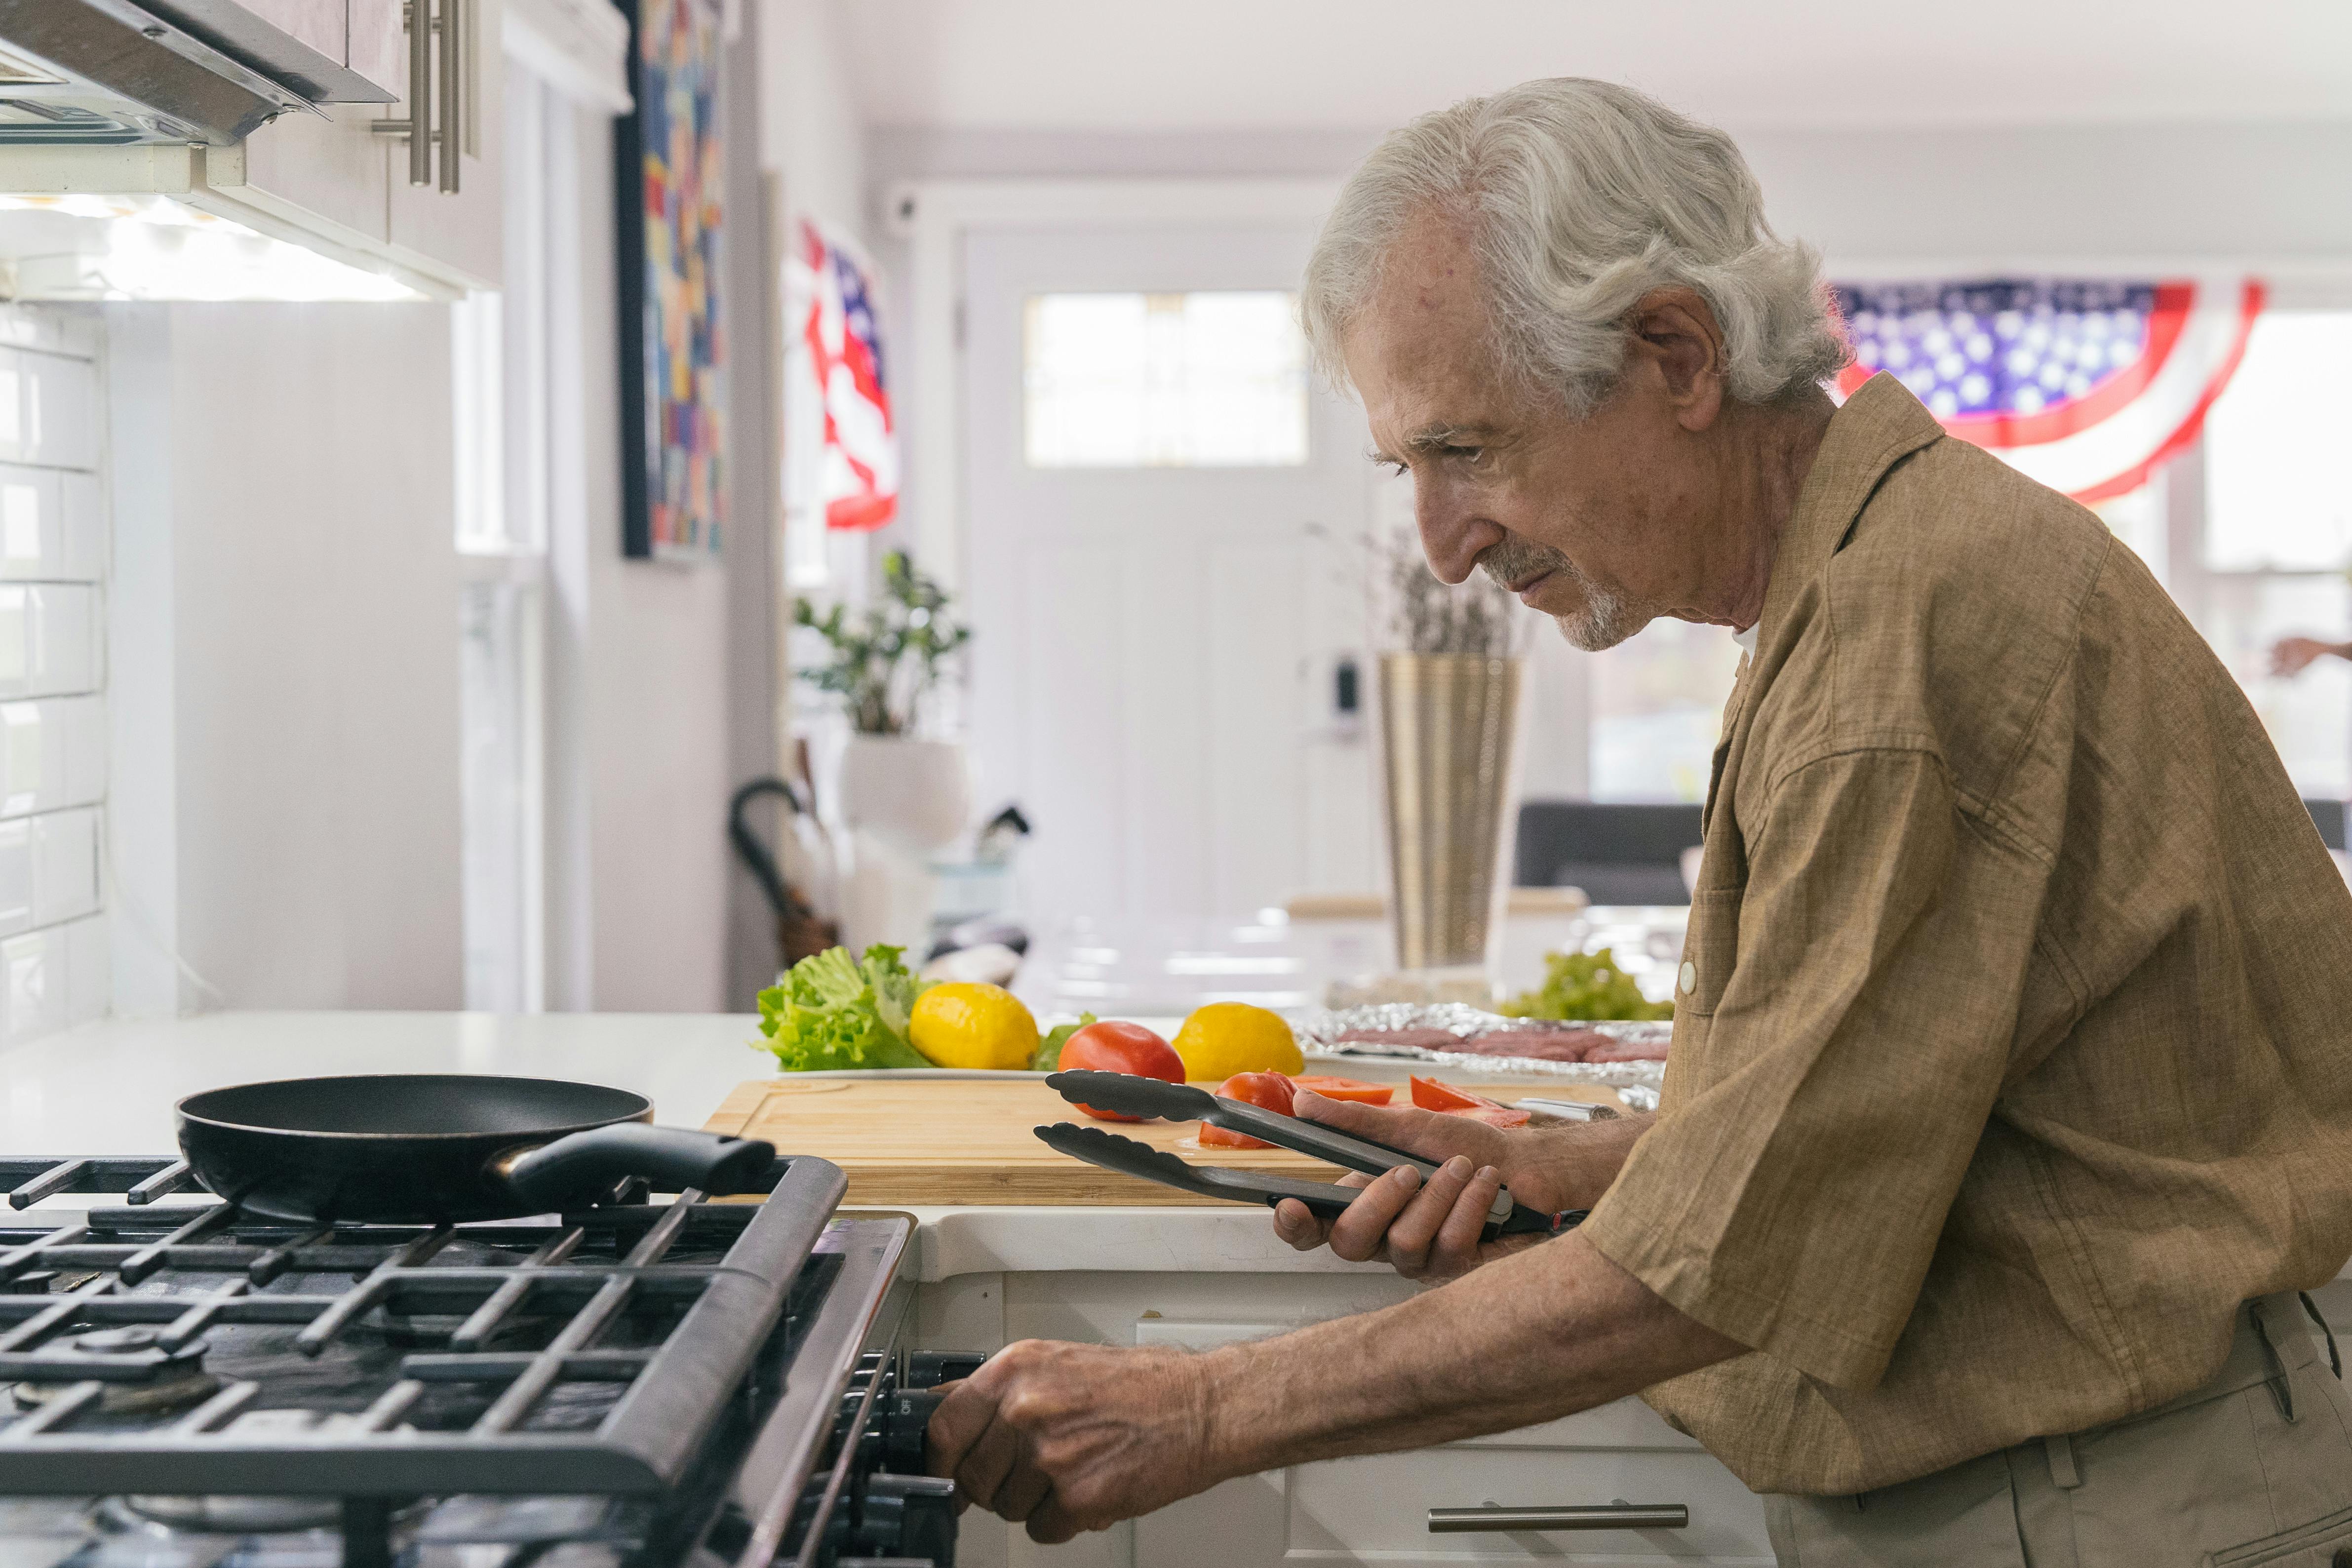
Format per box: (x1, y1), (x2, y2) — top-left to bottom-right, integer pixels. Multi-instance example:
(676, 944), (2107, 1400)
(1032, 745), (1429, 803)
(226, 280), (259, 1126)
(1297, 1003), (1670, 1102)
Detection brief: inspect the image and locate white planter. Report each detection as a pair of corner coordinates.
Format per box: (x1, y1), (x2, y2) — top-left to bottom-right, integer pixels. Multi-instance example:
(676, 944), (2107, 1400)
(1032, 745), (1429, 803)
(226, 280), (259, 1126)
(835, 736), (972, 952)
(836, 736), (971, 852)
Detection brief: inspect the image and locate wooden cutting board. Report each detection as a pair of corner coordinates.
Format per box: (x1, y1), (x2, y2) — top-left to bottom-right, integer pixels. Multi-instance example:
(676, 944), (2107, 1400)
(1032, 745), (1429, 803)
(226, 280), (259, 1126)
(703, 1077), (1624, 1207)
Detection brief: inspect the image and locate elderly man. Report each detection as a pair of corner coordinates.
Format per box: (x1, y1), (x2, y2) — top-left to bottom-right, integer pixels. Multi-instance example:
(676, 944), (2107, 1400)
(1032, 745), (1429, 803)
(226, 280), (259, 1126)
(927, 79), (2352, 1564)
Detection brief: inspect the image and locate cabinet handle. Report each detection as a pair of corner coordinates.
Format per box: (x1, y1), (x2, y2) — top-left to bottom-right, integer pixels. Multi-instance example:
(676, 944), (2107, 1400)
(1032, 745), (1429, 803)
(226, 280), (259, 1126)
(1427, 1503), (1689, 1533)
(438, 0), (461, 194)
(371, 0), (441, 190)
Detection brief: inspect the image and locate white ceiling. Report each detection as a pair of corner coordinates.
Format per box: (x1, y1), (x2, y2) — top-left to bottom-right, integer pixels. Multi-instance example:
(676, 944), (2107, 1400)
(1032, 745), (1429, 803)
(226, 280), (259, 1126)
(832, 0), (2352, 133)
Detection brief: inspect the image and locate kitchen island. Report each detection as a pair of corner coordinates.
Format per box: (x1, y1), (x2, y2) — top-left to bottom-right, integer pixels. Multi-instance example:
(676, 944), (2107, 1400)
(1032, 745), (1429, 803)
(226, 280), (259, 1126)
(4, 1013), (2338, 1567)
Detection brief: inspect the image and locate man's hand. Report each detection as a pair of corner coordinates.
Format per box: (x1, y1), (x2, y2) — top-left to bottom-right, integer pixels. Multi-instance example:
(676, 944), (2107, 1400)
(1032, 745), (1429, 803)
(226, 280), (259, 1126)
(1270, 1090), (1647, 1281)
(924, 1340), (1219, 1544)
(2271, 635), (2349, 677)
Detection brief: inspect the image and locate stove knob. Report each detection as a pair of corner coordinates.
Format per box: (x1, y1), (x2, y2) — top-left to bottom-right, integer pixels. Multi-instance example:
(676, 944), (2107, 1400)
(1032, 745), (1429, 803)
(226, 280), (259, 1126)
(880, 1389), (944, 1475)
(853, 1473), (958, 1566)
(905, 1351), (987, 1389)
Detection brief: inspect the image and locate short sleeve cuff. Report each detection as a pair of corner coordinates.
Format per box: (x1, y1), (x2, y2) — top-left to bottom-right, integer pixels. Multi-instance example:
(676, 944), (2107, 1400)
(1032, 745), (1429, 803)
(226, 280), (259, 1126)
(1577, 1179), (1898, 1392)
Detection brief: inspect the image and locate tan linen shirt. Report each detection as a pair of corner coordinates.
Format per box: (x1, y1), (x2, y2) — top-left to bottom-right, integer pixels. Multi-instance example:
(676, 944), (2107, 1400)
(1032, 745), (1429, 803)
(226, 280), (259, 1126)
(1577, 373), (2352, 1497)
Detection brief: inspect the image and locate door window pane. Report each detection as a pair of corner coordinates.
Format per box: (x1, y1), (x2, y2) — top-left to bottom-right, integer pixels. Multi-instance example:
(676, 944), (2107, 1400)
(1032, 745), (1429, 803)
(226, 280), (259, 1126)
(2204, 311), (2352, 572)
(1023, 291), (1308, 468)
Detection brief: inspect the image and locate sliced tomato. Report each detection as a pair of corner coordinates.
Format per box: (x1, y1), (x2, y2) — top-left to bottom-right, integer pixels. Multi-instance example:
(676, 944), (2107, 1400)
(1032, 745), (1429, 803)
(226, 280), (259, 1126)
(1199, 1071), (1295, 1149)
(1288, 1074), (1394, 1105)
(1409, 1074), (1505, 1112)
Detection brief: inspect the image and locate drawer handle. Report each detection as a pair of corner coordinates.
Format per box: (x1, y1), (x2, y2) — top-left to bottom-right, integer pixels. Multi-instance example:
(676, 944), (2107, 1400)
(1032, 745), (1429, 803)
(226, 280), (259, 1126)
(1428, 1503), (1690, 1533)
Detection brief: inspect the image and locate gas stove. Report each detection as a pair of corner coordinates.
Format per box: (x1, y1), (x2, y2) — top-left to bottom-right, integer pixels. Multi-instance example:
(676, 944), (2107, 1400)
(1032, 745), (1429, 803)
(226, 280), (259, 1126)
(0, 1153), (970, 1568)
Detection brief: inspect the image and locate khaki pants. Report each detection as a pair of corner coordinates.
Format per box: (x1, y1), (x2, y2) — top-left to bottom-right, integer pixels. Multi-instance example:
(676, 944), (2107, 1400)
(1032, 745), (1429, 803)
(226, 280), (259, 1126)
(1765, 1294), (2352, 1568)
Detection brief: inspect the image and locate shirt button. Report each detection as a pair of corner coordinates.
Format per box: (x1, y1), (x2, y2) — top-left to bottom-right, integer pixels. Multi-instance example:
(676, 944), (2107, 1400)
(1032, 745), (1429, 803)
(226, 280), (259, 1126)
(1679, 960), (1697, 994)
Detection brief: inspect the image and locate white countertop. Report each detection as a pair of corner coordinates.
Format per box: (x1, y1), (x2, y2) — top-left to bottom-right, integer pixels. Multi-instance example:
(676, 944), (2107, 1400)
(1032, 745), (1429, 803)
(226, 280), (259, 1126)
(0, 1010), (1390, 1280)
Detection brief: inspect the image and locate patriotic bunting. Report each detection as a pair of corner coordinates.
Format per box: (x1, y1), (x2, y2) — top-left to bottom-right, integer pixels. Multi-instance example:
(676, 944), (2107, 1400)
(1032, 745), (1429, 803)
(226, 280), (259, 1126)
(1833, 277), (2265, 504)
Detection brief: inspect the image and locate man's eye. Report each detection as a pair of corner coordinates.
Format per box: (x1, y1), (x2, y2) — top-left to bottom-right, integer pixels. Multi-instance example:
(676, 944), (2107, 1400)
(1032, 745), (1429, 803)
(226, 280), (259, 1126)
(1445, 445), (1485, 466)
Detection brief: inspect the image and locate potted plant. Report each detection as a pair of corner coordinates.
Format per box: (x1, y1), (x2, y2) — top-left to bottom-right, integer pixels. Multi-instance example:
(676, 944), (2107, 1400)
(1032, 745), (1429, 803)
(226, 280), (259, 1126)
(795, 551), (974, 945)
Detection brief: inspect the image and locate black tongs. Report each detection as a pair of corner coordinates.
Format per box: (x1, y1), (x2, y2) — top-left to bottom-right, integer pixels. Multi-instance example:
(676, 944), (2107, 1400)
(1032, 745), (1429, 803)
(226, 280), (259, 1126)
(1035, 1071), (1582, 1240)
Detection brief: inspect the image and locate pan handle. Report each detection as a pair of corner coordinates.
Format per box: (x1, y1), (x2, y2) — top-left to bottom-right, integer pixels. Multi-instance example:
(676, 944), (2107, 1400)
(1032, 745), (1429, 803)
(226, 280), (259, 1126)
(499, 1124), (777, 1209)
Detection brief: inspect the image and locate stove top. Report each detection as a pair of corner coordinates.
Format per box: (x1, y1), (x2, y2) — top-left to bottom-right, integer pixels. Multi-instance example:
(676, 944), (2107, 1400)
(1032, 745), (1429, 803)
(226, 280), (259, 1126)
(0, 1153), (959, 1568)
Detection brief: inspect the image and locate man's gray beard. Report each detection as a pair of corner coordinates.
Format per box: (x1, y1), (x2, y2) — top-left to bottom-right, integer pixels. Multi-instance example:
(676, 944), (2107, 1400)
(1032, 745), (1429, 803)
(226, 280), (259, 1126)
(1477, 537), (1644, 653)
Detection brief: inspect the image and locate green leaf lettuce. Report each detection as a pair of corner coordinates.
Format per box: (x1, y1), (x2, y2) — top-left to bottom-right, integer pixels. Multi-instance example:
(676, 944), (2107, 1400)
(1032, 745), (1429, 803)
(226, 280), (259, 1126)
(756, 944), (931, 1071)
(1029, 1013), (1098, 1072)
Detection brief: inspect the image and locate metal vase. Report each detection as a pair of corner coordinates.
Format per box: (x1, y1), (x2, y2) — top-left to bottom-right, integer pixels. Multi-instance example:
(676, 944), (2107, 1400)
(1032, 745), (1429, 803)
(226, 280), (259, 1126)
(1376, 653), (1524, 973)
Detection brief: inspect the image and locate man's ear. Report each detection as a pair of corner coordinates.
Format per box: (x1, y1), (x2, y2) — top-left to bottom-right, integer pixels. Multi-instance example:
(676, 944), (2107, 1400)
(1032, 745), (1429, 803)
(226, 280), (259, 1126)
(1625, 288), (1726, 431)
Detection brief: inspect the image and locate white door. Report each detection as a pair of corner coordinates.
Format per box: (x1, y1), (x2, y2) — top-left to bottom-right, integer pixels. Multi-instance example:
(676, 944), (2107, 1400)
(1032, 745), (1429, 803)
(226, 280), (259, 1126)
(962, 225), (1382, 925)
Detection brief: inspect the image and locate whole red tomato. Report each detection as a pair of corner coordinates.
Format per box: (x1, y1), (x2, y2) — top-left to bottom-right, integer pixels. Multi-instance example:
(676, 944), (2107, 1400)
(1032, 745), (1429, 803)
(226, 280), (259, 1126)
(1199, 1070), (1296, 1147)
(1060, 1021), (1185, 1121)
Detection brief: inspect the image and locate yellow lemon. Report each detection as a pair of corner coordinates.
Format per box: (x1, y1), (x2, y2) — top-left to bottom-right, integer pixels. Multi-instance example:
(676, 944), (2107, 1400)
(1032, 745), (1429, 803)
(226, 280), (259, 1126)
(909, 983), (1039, 1071)
(1171, 1002), (1303, 1082)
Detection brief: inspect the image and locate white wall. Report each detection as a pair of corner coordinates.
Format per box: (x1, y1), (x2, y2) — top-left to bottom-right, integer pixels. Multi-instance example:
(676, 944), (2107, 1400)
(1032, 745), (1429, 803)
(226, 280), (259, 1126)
(721, 0), (874, 1002)
(109, 302), (468, 1012)
(763, 0), (871, 239)
(871, 119), (2352, 274)
(545, 103), (735, 1014)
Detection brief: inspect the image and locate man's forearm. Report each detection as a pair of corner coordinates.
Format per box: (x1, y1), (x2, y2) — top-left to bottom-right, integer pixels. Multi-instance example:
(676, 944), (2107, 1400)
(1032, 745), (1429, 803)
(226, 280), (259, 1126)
(1195, 1228), (1741, 1479)
(1555, 1111), (1653, 1210)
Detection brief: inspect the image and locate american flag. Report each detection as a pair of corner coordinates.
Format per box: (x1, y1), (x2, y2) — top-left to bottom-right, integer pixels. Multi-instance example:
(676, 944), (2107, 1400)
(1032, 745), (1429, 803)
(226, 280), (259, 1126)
(1832, 276), (2263, 504)
(792, 219), (898, 533)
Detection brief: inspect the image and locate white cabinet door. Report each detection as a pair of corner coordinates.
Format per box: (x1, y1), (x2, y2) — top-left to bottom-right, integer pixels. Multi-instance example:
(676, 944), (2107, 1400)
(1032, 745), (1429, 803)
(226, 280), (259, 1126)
(349, 0), (409, 97)
(384, 0), (505, 287)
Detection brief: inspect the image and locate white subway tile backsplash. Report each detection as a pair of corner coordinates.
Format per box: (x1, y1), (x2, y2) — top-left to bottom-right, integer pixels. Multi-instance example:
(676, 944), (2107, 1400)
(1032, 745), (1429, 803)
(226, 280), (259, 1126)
(0, 350), (99, 471)
(3, 925), (64, 1044)
(35, 586), (95, 693)
(0, 820), (28, 937)
(60, 472), (102, 579)
(0, 310), (106, 1050)
(0, 465), (103, 582)
(0, 912), (105, 1043)
(0, 697), (103, 821)
(65, 912), (105, 1027)
(59, 697), (102, 807)
(0, 584), (101, 699)
(32, 807), (97, 927)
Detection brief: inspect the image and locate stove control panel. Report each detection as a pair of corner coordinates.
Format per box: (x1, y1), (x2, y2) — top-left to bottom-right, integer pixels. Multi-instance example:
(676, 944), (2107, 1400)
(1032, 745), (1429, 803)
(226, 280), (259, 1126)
(792, 1349), (987, 1567)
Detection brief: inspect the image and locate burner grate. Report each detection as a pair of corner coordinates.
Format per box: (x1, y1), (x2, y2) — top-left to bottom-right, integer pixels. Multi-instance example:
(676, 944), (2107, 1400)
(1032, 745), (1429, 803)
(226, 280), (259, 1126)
(0, 1154), (849, 1497)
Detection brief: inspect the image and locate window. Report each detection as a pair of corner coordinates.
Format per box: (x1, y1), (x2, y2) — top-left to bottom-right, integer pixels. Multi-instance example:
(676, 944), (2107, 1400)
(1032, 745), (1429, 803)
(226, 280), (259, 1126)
(2189, 309), (2352, 797)
(1022, 291), (1308, 468)
(2203, 312), (2352, 572)
(452, 66), (569, 1012)
(1587, 620), (1743, 802)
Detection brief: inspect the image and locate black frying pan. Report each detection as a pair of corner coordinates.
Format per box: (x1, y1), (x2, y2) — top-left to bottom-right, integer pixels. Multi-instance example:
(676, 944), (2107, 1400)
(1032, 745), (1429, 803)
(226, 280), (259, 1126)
(174, 1074), (776, 1223)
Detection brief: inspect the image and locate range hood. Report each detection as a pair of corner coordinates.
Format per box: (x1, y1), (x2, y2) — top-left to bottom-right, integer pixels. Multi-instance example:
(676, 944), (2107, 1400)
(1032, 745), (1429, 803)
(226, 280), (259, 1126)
(0, 0), (396, 148)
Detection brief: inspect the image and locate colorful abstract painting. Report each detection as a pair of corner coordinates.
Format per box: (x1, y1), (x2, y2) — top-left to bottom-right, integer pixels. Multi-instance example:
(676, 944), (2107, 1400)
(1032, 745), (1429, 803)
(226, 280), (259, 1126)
(615, 0), (723, 561)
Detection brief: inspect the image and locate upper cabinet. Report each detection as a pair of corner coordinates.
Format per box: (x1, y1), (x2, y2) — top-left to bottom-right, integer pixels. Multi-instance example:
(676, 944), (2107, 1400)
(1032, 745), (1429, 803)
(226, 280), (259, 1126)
(0, 0), (503, 298)
(383, 0), (503, 287)
(192, 0), (505, 292)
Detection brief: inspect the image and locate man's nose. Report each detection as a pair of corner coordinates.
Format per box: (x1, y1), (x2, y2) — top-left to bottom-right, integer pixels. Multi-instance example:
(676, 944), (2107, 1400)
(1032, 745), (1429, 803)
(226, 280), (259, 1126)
(1414, 482), (1502, 587)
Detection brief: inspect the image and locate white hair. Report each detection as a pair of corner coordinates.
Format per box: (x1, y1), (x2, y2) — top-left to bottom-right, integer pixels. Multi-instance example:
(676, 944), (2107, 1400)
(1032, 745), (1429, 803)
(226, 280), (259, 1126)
(1302, 78), (1848, 414)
